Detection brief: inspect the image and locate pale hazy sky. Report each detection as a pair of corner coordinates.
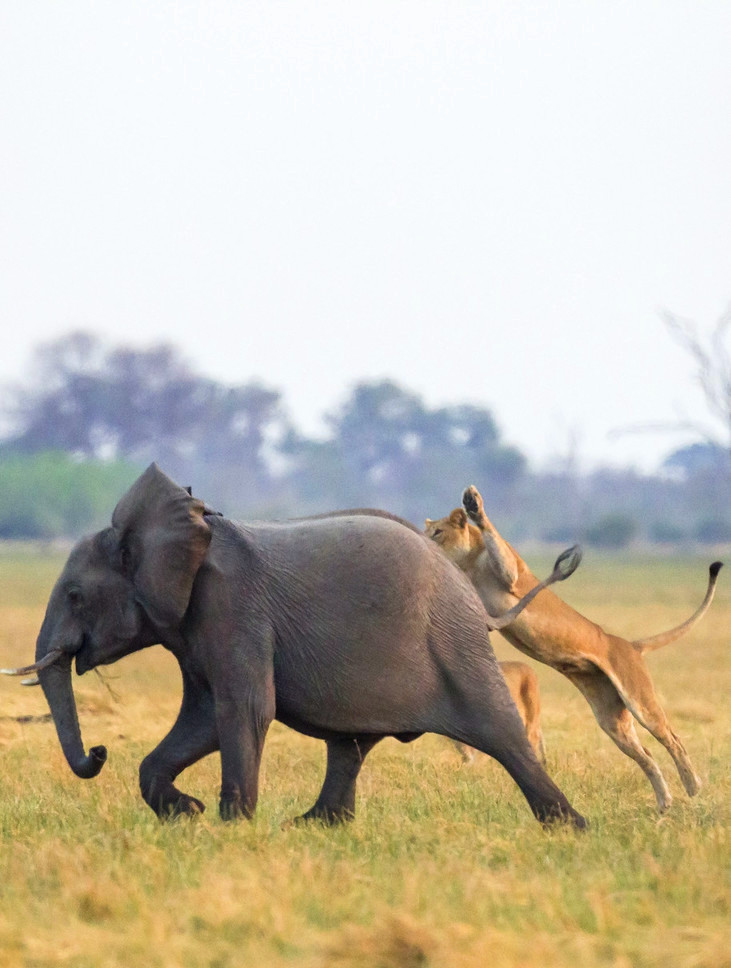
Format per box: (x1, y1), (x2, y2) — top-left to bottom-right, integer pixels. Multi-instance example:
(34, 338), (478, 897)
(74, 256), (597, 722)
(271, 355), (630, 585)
(2, 2), (730, 472)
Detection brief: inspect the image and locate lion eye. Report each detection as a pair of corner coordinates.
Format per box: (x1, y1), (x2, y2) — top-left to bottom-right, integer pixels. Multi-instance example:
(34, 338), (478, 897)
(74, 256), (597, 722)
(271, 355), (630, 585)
(432, 528), (443, 538)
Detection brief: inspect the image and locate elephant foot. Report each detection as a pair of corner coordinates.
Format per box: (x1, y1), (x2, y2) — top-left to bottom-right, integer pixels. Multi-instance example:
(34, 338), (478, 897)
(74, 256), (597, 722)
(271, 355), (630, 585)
(219, 796), (254, 821)
(142, 775), (206, 819)
(290, 804), (355, 826)
(535, 801), (587, 830)
(160, 793), (206, 820)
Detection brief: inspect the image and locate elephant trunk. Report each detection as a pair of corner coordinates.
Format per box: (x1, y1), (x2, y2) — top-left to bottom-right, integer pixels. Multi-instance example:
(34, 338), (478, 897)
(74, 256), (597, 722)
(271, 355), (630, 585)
(37, 651), (107, 780)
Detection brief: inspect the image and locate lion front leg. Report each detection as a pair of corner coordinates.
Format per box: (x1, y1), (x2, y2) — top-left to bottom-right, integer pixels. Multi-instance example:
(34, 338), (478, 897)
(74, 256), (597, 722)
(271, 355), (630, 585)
(462, 485), (520, 590)
(463, 484), (489, 528)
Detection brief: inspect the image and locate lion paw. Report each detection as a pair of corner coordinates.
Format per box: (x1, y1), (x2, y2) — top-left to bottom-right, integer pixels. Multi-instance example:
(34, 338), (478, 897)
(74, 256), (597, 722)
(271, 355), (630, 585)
(462, 485), (484, 521)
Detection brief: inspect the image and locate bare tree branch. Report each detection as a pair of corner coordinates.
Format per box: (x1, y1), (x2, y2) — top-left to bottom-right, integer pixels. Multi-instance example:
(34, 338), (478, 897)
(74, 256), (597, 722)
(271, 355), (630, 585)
(659, 306), (731, 453)
(607, 418), (720, 443)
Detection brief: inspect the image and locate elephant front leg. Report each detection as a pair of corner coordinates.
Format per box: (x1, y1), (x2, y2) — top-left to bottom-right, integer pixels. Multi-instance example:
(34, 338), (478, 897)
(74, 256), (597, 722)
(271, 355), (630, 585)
(139, 675), (219, 819)
(209, 625), (277, 821)
(295, 735), (381, 825)
(216, 686), (275, 821)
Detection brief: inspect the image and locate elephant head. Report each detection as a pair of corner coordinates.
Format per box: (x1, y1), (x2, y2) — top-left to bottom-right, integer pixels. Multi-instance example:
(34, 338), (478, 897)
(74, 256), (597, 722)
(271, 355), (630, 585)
(2, 464), (211, 779)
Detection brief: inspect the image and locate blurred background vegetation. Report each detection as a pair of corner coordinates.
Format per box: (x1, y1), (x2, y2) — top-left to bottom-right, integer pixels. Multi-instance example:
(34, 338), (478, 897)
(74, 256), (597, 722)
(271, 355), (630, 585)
(0, 330), (728, 547)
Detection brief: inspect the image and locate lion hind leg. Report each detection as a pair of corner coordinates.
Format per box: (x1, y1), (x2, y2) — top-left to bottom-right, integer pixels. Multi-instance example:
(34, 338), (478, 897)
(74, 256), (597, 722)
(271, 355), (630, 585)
(568, 669), (674, 812)
(597, 648), (702, 798)
(522, 692), (546, 766)
(502, 661), (546, 765)
(602, 706), (674, 812)
(618, 691), (701, 797)
(451, 740), (476, 763)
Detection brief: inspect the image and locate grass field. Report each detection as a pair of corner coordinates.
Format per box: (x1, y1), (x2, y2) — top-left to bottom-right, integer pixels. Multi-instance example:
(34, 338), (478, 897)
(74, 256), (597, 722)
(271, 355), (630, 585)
(0, 544), (729, 968)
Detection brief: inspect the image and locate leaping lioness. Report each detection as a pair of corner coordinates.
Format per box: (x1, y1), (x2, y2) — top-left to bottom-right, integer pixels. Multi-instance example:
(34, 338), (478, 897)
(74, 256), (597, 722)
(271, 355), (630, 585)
(425, 485), (722, 812)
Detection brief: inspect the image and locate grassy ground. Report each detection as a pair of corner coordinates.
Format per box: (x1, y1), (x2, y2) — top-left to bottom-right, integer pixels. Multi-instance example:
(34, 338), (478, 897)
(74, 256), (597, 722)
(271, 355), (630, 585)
(0, 545), (729, 968)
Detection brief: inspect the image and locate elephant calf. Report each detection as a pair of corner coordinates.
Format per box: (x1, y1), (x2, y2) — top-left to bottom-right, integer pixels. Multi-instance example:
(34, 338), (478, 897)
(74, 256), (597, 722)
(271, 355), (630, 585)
(6, 464), (586, 829)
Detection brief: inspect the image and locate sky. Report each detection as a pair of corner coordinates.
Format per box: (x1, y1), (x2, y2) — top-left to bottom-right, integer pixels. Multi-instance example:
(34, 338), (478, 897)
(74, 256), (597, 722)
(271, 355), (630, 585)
(1, 1), (730, 473)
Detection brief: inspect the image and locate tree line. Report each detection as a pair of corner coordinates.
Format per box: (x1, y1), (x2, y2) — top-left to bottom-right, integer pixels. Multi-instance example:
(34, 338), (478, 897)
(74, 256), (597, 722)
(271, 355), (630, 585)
(0, 331), (728, 546)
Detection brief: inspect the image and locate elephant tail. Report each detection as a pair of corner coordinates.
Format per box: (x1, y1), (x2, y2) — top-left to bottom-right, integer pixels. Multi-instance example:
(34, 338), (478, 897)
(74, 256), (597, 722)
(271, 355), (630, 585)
(484, 545), (582, 630)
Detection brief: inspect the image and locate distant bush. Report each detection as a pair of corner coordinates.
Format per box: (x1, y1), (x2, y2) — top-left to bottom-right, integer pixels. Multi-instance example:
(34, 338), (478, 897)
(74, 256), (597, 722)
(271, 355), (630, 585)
(0, 453), (140, 540)
(694, 518), (731, 544)
(649, 520), (687, 544)
(584, 513), (638, 549)
(541, 525), (578, 544)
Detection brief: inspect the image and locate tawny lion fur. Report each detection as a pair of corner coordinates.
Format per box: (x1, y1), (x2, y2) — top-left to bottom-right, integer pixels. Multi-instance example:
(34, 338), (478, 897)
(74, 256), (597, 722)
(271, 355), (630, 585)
(425, 486), (722, 811)
(454, 659), (546, 765)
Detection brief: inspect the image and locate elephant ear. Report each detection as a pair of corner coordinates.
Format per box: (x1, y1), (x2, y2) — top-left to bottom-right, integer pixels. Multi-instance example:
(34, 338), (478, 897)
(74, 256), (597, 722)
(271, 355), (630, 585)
(111, 463), (212, 628)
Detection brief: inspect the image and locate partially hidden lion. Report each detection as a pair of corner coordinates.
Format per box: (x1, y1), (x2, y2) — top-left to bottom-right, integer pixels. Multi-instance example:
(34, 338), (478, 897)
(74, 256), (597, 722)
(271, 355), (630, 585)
(454, 659), (545, 765)
(425, 486), (723, 811)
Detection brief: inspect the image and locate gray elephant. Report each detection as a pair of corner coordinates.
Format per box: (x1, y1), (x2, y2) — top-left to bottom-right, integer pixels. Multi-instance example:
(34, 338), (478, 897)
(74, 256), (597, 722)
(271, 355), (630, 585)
(4, 464), (585, 828)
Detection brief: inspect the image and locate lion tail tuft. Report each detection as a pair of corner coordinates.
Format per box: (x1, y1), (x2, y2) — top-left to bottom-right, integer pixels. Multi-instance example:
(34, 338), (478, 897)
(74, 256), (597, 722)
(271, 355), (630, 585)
(633, 561), (723, 654)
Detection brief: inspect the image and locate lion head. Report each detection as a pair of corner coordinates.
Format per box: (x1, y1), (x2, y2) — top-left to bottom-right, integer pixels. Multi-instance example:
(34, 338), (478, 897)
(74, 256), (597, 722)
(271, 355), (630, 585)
(424, 508), (484, 563)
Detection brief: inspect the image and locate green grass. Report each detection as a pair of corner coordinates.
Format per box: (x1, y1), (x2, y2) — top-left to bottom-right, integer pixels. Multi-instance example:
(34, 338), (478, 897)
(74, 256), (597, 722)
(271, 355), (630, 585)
(0, 547), (729, 967)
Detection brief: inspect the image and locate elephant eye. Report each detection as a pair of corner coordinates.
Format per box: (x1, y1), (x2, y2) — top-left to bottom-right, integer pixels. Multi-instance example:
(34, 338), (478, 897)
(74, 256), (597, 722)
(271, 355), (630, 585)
(67, 587), (84, 610)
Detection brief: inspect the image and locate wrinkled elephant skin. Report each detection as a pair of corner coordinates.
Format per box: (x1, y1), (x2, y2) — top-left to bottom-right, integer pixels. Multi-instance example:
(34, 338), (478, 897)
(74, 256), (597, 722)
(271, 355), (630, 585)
(28, 464), (586, 829)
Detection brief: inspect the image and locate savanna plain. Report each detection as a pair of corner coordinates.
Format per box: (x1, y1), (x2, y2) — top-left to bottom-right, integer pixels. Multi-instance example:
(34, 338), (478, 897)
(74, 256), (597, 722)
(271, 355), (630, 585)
(0, 545), (728, 968)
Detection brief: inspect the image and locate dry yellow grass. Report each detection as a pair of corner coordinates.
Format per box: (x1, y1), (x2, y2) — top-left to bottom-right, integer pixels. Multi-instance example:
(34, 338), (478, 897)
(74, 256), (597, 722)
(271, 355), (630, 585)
(0, 545), (729, 968)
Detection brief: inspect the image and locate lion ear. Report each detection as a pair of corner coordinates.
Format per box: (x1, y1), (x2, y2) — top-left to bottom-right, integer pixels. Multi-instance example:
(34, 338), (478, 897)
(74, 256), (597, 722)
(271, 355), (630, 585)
(449, 508), (468, 529)
(112, 464), (211, 628)
(424, 518), (433, 527)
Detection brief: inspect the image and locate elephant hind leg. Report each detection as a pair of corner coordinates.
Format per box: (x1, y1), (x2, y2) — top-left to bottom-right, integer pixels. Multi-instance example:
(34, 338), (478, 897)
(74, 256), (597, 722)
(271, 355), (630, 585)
(491, 744), (587, 828)
(295, 735), (382, 825)
(447, 689), (586, 828)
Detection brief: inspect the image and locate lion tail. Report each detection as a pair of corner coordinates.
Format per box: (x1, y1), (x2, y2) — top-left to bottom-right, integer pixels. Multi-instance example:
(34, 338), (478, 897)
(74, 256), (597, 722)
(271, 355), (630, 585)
(633, 561), (723, 654)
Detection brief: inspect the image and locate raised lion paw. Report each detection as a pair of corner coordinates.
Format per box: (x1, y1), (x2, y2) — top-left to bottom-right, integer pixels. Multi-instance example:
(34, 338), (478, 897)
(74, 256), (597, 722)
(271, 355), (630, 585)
(462, 485), (484, 520)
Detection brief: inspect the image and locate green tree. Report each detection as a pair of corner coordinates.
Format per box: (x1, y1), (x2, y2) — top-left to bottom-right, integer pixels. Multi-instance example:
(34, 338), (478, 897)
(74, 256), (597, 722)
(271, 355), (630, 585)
(0, 453), (139, 539)
(2, 332), (290, 513)
(585, 513), (638, 550)
(311, 380), (526, 522)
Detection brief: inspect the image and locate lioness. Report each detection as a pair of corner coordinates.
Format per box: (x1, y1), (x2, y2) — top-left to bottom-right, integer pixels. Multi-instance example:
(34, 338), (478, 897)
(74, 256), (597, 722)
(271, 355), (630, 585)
(455, 659), (545, 765)
(425, 486), (723, 811)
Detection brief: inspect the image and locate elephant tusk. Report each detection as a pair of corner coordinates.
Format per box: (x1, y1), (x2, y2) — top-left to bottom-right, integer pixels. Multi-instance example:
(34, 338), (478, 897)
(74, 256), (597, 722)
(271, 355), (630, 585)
(21, 676), (40, 686)
(0, 649), (65, 677)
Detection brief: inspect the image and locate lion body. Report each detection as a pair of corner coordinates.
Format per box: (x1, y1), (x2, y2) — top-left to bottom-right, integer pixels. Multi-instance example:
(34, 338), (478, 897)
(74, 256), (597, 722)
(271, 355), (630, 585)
(425, 492), (720, 811)
(454, 659), (545, 764)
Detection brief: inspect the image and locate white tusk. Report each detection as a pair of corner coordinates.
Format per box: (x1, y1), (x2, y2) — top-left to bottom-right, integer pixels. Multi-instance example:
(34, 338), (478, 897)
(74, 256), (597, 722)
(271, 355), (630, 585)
(0, 649), (65, 677)
(21, 676), (40, 686)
